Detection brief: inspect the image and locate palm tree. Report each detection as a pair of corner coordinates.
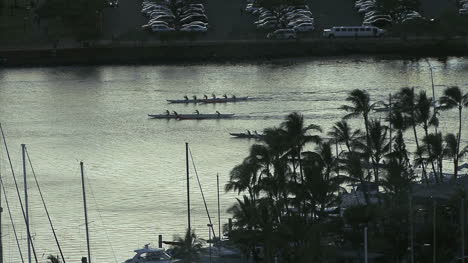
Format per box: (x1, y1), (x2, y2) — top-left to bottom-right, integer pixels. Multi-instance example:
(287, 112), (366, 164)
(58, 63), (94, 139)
(422, 133), (444, 183)
(225, 160), (260, 201)
(395, 87), (429, 183)
(340, 89), (380, 186)
(47, 255), (61, 263)
(439, 86), (468, 179)
(340, 89), (378, 147)
(354, 119), (390, 186)
(280, 112), (322, 183)
(444, 133), (458, 179)
(328, 120), (362, 153)
(171, 229), (205, 262)
(415, 90), (439, 179)
(340, 151), (370, 204)
(302, 143), (342, 222)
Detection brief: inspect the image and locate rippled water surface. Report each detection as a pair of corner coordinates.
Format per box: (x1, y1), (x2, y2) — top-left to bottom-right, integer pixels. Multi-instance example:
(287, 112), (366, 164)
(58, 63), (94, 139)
(0, 56), (467, 262)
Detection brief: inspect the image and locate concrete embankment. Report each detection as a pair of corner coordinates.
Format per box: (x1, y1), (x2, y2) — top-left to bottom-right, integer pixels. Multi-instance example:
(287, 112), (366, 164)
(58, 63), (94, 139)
(0, 37), (467, 66)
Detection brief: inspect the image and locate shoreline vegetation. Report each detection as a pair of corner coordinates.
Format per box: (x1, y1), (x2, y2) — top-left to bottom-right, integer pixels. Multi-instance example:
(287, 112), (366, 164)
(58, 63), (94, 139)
(222, 87), (468, 263)
(0, 37), (467, 67)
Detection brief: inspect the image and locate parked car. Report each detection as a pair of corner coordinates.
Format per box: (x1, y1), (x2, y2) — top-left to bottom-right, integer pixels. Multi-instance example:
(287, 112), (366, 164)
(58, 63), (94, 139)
(180, 6), (204, 13)
(285, 13), (311, 21)
(323, 26), (385, 38)
(254, 16), (277, 25)
(288, 10), (312, 17)
(142, 20), (170, 29)
(363, 18), (392, 27)
(267, 29), (297, 39)
(180, 24), (207, 32)
(151, 25), (175, 32)
(180, 14), (208, 23)
(105, 0), (118, 7)
(258, 12), (273, 19)
(293, 23), (314, 32)
(152, 15), (175, 23)
(181, 21), (208, 28)
(181, 10), (205, 18)
(256, 20), (278, 30)
(187, 3), (204, 9)
(287, 18), (314, 28)
(245, 3), (259, 13)
(150, 11), (174, 18)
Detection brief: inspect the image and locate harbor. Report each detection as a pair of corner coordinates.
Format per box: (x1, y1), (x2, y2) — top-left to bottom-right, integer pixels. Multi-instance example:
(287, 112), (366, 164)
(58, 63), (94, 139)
(0, 57), (466, 262)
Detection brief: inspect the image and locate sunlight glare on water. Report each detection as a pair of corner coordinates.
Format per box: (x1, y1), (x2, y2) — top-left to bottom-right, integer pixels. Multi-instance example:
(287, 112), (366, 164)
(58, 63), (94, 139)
(0, 56), (467, 262)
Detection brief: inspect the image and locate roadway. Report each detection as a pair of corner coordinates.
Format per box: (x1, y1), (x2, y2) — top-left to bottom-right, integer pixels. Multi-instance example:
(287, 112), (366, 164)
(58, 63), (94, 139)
(98, 0), (457, 41)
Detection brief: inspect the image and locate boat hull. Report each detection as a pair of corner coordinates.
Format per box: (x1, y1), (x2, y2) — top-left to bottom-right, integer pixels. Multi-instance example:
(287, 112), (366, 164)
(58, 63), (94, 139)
(148, 114), (177, 119)
(177, 114), (235, 120)
(148, 114), (235, 120)
(167, 97), (249, 104)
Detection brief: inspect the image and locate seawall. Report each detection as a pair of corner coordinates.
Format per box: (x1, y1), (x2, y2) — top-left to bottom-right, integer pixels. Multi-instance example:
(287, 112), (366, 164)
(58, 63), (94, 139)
(0, 37), (467, 66)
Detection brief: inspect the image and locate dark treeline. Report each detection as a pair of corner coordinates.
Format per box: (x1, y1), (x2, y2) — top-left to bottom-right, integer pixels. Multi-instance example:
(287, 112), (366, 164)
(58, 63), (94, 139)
(224, 87), (468, 263)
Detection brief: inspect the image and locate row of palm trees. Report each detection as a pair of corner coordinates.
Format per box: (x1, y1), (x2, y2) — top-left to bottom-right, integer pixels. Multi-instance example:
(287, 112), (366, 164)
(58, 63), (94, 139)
(224, 86), (468, 262)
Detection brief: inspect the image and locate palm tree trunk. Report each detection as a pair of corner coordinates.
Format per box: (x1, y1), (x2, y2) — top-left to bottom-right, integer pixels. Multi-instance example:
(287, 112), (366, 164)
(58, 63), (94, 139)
(291, 151), (297, 183)
(412, 123), (429, 184)
(456, 107), (462, 179)
(439, 158), (443, 183)
(364, 114), (378, 185)
(423, 124), (438, 181)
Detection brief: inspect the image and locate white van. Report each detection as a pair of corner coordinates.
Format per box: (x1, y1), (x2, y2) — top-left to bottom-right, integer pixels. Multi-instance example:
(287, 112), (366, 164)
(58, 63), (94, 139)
(322, 26), (385, 38)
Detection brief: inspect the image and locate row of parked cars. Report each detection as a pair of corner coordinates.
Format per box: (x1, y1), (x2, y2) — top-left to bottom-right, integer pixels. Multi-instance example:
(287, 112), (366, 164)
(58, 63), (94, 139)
(354, 0), (423, 27)
(140, 0), (208, 33)
(459, 0), (468, 15)
(245, 2), (315, 39)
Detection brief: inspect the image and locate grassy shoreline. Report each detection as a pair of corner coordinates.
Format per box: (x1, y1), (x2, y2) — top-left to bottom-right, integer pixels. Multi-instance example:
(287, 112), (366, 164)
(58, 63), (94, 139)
(0, 37), (467, 66)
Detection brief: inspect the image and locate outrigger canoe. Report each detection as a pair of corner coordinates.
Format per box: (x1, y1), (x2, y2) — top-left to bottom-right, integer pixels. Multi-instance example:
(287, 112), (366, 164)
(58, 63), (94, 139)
(177, 113), (235, 120)
(148, 112), (234, 120)
(229, 132), (264, 139)
(167, 96), (250, 104)
(147, 114), (178, 119)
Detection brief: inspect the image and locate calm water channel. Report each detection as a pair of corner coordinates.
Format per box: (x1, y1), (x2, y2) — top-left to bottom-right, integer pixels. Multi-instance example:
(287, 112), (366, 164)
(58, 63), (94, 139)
(0, 56), (467, 262)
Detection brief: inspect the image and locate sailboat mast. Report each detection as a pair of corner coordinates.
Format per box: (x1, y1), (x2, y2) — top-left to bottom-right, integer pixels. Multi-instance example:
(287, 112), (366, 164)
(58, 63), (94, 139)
(185, 143), (191, 263)
(217, 173), (221, 240)
(0, 148), (3, 263)
(22, 144), (31, 263)
(186, 143), (191, 233)
(80, 162), (91, 263)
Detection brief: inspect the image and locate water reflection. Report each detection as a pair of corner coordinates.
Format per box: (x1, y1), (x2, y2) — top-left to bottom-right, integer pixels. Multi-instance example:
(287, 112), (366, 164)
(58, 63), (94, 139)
(0, 56), (467, 262)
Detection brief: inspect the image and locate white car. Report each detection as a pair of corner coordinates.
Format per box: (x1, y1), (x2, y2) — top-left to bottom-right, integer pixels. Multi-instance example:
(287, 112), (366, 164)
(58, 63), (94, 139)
(142, 21), (169, 29)
(267, 29), (297, 39)
(256, 21), (278, 30)
(180, 24), (207, 32)
(150, 11), (174, 18)
(245, 3), (261, 13)
(146, 20), (169, 26)
(287, 10), (312, 17)
(187, 3), (204, 9)
(181, 10), (205, 18)
(182, 21), (208, 28)
(254, 16), (276, 25)
(286, 13), (311, 21)
(180, 14), (208, 23)
(151, 25), (175, 32)
(293, 23), (314, 32)
(151, 15), (175, 22)
(323, 26), (385, 38)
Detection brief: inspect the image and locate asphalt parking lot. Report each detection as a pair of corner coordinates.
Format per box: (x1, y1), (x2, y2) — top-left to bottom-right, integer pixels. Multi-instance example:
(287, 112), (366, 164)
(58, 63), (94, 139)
(100, 0), (459, 41)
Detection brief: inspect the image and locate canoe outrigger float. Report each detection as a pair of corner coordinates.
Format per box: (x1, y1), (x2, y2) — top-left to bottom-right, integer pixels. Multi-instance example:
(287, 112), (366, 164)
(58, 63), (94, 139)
(167, 94), (250, 104)
(148, 110), (235, 120)
(229, 130), (264, 139)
